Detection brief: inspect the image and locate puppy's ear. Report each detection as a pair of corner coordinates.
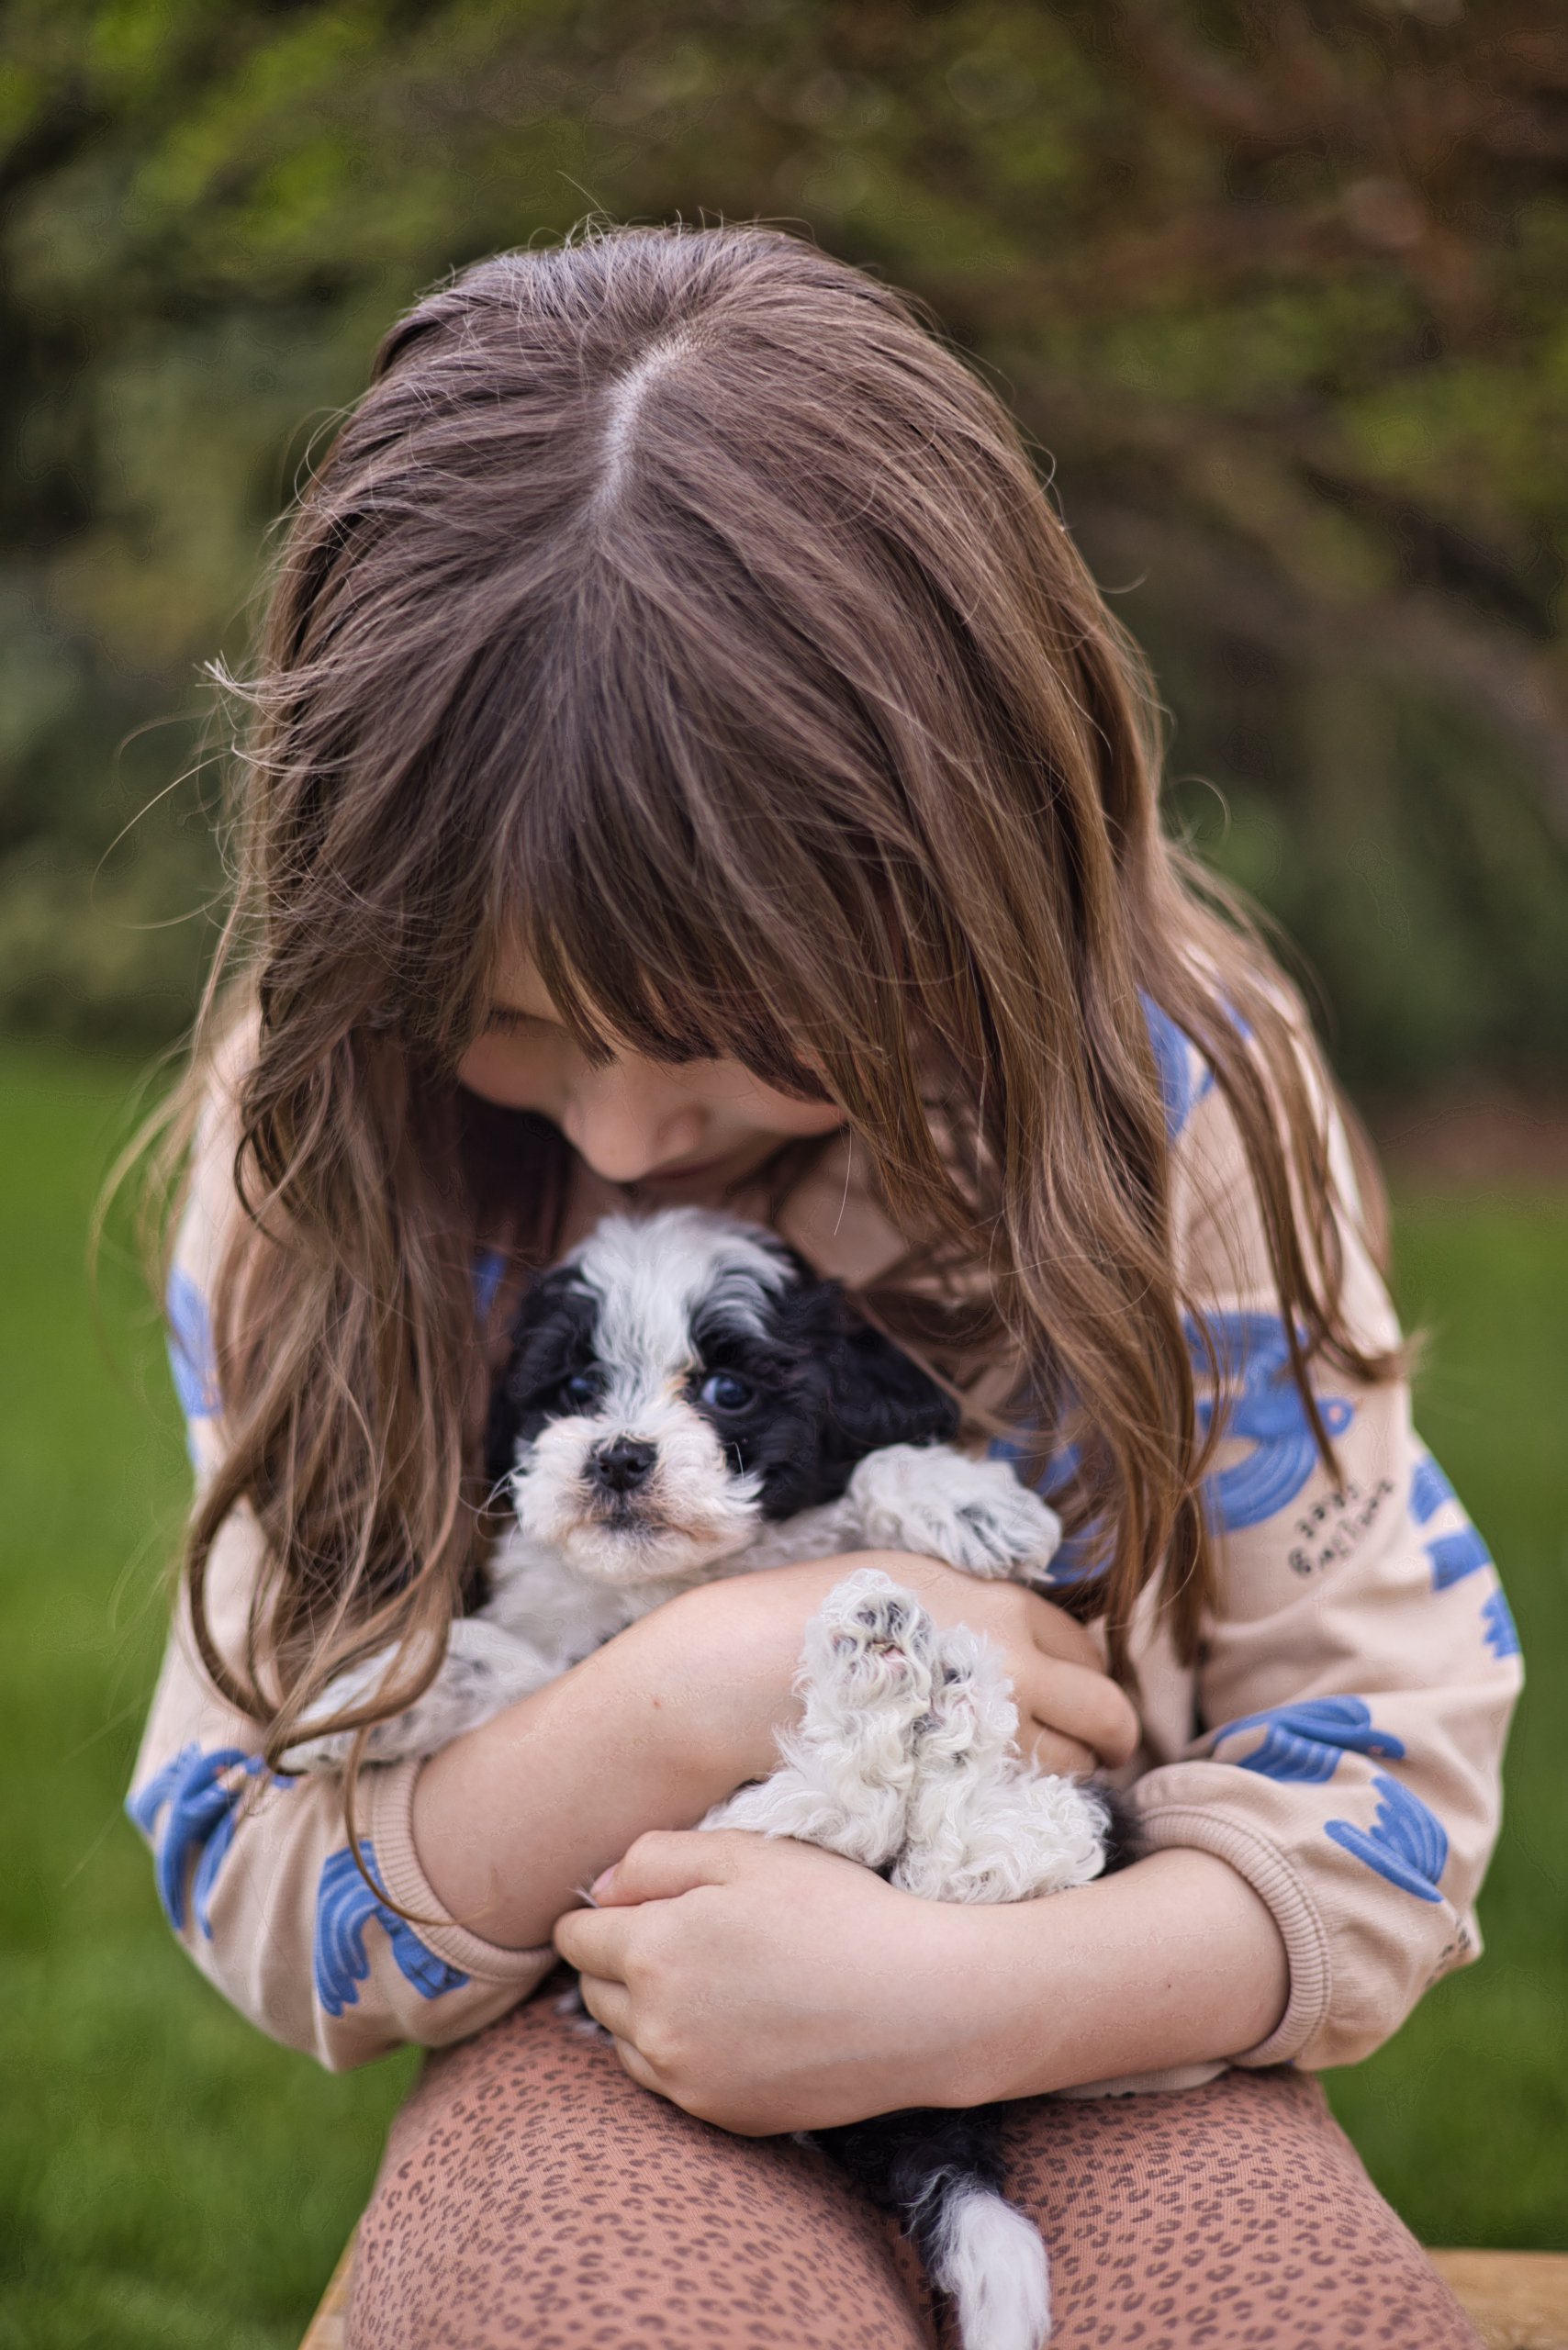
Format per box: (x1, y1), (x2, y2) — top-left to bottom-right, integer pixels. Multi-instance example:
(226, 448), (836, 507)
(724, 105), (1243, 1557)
(774, 1283), (959, 1507)
(481, 1266), (596, 1494)
(821, 1316), (961, 1466)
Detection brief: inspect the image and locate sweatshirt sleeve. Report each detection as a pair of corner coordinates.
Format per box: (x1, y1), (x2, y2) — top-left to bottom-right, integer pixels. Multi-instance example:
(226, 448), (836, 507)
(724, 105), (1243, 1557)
(125, 1064), (554, 2070)
(1120, 1008), (1522, 2072)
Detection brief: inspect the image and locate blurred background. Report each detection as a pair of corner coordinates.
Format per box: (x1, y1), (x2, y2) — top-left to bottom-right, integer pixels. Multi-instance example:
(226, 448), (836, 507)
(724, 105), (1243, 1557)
(2, 5), (1564, 2344)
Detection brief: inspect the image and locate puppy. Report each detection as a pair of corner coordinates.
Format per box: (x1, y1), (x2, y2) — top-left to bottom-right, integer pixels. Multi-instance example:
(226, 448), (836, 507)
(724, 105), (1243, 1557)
(295, 1210), (1121, 2350)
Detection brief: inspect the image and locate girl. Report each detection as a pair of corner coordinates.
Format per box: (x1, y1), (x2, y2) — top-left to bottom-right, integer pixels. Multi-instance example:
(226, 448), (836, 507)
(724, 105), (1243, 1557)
(128, 225), (1516, 2349)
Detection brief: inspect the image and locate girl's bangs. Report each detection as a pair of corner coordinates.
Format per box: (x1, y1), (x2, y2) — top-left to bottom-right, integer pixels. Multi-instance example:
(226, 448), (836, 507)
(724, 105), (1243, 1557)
(506, 838), (835, 1104)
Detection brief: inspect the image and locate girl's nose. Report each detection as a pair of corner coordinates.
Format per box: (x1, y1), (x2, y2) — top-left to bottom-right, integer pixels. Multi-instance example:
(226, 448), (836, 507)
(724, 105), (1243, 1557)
(559, 1060), (705, 1184)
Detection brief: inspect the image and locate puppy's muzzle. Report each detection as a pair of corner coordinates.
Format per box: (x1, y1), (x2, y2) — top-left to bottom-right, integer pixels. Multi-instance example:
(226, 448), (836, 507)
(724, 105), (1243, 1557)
(590, 1435), (657, 1496)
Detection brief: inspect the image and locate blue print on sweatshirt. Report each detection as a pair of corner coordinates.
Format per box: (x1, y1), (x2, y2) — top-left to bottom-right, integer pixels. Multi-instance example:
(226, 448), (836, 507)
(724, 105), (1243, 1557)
(127, 1741), (281, 1937)
(1481, 1587), (1521, 1661)
(166, 1267), (219, 1421)
(1216, 1695), (1406, 1784)
(1187, 1312), (1354, 1533)
(1040, 1514), (1114, 1585)
(1409, 1455), (1503, 1627)
(473, 1247), (508, 1324)
(1041, 1523), (1111, 1585)
(1142, 997), (1215, 1141)
(1426, 1522), (1494, 1592)
(1414, 1462), (1521, 1666)
(314, 1841), (470, 2019)
(1409, 1453), (1453, 1527)
(1327, 1772), (1448, 1904)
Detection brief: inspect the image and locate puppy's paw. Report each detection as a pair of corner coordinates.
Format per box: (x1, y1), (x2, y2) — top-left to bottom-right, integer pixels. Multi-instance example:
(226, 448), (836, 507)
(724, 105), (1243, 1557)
(806, 1564), (935, 1711)
(715, 1570), (938, 1870)
(286, 1653), (399, 1774)
(847, 1447), (1062, 1580)
(705, 1750), (911, 1870)
(913, 1623), (1021, 1774)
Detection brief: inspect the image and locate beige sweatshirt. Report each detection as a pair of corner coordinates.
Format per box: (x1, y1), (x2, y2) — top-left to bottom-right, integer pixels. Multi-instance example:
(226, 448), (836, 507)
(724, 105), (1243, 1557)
(127, 1007), (1521, 2079)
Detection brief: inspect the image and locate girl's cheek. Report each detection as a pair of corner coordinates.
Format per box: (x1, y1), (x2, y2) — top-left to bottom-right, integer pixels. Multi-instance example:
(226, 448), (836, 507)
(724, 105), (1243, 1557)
(456, 1036), (565, 1113)
(684, 1061), (843, 1135)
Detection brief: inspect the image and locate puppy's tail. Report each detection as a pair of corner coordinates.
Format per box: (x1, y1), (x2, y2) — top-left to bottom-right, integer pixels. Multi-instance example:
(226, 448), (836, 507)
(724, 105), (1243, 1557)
(814, 2109), (1050, 2350)
(920, 2174), (1050, 2350)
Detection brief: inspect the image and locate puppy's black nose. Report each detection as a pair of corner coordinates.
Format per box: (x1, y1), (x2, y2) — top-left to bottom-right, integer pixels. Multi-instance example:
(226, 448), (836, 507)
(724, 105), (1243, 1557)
(591, 1436), (657, 1494)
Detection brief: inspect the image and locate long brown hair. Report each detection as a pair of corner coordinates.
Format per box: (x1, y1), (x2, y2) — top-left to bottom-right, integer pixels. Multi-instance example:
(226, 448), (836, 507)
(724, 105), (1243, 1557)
(152, 222), (1397, 1761)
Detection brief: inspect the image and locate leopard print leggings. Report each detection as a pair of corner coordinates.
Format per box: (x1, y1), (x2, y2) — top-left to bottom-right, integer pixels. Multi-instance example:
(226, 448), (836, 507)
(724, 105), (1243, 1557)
(348, 1978), (1481, 2350)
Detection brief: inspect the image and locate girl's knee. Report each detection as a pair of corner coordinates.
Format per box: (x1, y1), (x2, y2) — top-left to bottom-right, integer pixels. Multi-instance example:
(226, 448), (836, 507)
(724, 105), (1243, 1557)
(348, 2000), (934, 2350)
(996, 2071), (1484, 2350)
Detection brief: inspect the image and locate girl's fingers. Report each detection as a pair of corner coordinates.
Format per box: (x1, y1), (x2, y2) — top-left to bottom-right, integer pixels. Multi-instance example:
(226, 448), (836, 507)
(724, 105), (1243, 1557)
(609, 2035), (660, 2094)
(1018, 1652), (1140, 1768)
(1021, 1589), (1107, 1672)
(575, 1971), (635, 2042)
(575, 1978), (666, 2095)
(1019, 1724), (1099, 1777)
(589, 1828), (743, 1908)
(554, 1902), (630, 1977)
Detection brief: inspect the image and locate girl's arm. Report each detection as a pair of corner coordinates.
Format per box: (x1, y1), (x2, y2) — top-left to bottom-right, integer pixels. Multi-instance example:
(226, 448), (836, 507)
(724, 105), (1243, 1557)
(127, 1502), (554, 2069)
(410, 1554), (1140, 1953)
(1121, 1032), (1523, 2077)
(554, 1831), (1286, 2133)
(133, 1505), (1130, 2073)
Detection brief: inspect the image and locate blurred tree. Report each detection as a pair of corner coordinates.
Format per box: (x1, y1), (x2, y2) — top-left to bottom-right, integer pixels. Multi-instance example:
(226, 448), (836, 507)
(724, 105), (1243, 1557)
(1, 0), (1564, 1085)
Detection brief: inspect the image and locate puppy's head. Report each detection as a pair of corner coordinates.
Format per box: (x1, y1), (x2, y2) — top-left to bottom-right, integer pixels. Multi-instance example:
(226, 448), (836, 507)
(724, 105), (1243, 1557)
(484, 1208), (958, 1588)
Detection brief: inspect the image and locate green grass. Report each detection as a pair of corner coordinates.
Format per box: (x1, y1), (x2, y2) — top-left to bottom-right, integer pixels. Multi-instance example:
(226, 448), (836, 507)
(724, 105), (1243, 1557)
(0, 1046), (416, 2350)
(1, 1045), (1562, 2345)
(1322, 1192), (1568, 2248)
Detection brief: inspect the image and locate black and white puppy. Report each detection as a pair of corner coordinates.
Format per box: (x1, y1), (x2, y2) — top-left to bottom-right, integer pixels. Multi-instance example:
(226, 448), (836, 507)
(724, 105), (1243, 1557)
(295, 1209), (1120, 2350)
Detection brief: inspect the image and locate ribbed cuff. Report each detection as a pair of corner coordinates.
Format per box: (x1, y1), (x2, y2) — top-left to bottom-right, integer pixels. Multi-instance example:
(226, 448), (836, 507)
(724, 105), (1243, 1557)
(362, 1757), (554, 1984)
(1057, 2059), (1229, 2100)
(1130, 1802), (1331, 2069)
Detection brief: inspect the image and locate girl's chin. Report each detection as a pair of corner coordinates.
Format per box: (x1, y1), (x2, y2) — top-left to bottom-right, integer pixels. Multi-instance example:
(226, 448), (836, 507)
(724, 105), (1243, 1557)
(635, 1158), (740, 1192)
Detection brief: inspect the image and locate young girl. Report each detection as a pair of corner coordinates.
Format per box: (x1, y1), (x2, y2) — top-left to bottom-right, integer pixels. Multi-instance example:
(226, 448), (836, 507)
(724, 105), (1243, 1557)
(128, 225), (1516, 2349)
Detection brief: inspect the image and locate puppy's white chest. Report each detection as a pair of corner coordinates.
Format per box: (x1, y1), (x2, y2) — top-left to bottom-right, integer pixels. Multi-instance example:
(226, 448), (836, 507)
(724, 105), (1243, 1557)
(484, 1533), (684, 1673)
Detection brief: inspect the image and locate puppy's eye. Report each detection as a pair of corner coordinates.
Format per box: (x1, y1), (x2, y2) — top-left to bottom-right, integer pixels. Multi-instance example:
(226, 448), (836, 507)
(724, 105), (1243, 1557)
(699, 1371), (755, 1414)
(559, 1370), (602, 1410)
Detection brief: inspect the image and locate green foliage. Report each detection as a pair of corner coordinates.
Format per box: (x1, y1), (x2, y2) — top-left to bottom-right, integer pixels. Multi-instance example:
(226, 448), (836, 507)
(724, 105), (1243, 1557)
(1, 1045), (1561, 2348)
(1, 1), (1565, 1079)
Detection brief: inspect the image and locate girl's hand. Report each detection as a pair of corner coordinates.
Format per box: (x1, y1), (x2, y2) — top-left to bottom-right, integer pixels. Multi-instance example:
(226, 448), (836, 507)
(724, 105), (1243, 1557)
(554, 1828), (1003, 2133)
(645, 1551), (1138, 1787)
